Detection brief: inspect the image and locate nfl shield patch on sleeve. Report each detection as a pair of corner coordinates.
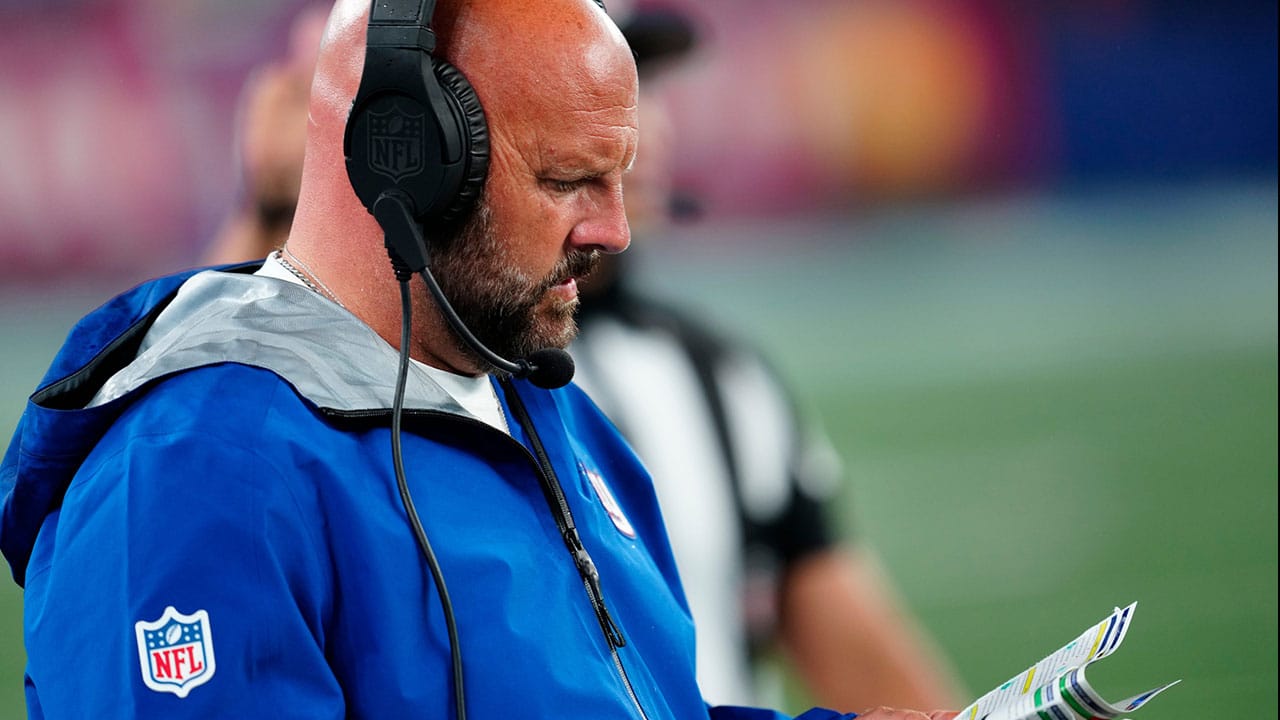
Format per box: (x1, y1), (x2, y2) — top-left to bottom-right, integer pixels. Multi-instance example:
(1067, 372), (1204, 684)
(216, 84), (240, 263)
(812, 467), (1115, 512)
(134, 606), (217, 698)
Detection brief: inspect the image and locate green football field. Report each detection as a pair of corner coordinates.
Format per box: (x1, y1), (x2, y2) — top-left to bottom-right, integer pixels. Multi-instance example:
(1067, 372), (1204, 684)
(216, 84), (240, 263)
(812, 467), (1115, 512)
(0, 180), (1274, 718)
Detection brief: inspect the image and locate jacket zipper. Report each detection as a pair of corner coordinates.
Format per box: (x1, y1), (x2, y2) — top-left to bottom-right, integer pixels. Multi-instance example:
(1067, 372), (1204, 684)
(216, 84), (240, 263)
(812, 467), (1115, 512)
(326, 397), (651, 720)
(498, 379), (650, 720)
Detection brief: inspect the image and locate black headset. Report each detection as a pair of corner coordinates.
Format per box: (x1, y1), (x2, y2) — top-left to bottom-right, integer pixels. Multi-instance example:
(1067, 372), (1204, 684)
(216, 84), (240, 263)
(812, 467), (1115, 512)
(344, 0), (489, 228)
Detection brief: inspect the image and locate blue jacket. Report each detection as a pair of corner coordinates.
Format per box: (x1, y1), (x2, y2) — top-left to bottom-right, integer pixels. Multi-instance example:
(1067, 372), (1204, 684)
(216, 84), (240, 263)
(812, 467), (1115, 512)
(1, 267), (853, 720)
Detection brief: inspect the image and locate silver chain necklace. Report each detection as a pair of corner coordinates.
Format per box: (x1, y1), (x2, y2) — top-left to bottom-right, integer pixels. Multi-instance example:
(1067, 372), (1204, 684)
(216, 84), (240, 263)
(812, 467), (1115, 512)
(274, 248), (346, 309)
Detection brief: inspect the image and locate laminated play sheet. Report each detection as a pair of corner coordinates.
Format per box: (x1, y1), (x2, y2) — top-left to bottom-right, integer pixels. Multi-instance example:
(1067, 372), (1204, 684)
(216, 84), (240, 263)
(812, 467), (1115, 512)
(957, 602), (1179, 720)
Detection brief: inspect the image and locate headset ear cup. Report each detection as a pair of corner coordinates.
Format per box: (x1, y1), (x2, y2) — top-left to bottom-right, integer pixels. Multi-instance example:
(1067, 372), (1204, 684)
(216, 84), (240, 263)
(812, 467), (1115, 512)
(433, 60), (490, 225)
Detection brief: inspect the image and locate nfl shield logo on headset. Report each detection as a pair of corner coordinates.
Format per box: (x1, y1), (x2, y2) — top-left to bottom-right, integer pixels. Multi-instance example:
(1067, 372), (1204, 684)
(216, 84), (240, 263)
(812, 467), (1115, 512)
(134, 606), (217, 698)
(367, 104), (426, 182)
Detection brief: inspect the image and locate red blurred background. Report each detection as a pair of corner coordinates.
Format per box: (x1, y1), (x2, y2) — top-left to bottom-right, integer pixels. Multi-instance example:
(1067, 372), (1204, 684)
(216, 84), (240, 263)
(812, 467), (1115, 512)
(0, 0), (1274, 280)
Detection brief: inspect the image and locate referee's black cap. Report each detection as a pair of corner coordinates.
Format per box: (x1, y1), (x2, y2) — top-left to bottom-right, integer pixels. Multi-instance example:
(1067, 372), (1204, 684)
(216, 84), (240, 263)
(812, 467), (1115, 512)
(617, 5), (698, 75)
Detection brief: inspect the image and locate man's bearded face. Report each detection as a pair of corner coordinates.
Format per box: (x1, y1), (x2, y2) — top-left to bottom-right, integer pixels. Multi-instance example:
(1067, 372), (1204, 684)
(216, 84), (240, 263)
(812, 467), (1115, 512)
(431, 201), (599, 370)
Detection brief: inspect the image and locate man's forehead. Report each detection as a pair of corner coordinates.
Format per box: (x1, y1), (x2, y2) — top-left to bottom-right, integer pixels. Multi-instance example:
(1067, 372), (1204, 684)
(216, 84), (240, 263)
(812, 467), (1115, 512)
(488, 44), (638, 168)
(536, 122), (638, 172)
(526, 80), (638, 154)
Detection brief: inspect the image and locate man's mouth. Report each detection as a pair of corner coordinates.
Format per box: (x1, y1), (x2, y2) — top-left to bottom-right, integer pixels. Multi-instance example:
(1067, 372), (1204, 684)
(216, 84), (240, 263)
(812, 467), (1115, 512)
(540, 251), (597, 303)
(546, 276), (579, 302)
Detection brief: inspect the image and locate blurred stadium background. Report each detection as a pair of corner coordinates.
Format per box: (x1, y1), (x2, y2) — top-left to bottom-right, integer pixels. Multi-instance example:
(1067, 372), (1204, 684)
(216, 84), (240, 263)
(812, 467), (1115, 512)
(0, 1), (1275, 718)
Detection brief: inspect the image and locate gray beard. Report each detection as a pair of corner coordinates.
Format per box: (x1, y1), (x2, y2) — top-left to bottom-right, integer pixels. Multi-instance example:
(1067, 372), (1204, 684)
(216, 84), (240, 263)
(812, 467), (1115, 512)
(428, 201), (597, 371)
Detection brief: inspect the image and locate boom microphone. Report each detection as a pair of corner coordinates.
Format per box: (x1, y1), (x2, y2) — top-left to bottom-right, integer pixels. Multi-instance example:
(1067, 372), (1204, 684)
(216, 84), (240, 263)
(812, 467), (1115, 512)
(521, 348), (576, 390)
(373, 191), (576, 390)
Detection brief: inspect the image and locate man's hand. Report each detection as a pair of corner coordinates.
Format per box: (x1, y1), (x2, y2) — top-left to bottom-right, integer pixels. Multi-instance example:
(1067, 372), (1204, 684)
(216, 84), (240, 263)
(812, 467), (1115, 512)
(855, 708), (959, 720)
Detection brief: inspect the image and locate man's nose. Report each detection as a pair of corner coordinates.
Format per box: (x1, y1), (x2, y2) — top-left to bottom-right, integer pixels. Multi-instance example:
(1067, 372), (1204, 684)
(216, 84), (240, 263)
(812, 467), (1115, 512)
(569, 185), (630, 255)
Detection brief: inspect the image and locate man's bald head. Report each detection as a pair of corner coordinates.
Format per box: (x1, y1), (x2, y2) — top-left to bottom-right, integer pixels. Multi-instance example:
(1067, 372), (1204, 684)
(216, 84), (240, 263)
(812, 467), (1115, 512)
(306, 0), (628, 147)
(288, 0), (639, 374)
(295, 0), (633, 236)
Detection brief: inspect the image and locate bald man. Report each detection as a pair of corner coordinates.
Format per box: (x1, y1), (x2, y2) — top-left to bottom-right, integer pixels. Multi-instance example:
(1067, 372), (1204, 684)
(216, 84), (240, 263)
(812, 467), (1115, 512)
(1, 1), (956, 718)
(204, 4), (329, 266)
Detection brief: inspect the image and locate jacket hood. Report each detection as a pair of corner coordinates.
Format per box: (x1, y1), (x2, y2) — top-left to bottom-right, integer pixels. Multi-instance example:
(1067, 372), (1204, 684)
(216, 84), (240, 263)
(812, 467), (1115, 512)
(1, 265), (471, 585)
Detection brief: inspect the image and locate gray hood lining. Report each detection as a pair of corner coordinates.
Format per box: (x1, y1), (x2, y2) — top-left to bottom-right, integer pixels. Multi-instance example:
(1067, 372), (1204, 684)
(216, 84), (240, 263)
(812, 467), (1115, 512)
(89, 270), (471, 419)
